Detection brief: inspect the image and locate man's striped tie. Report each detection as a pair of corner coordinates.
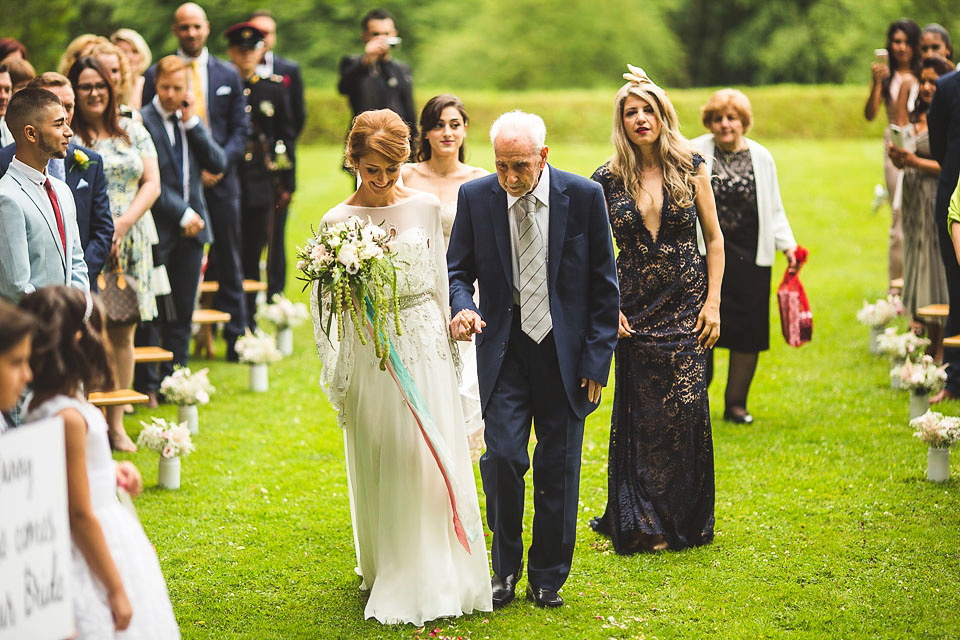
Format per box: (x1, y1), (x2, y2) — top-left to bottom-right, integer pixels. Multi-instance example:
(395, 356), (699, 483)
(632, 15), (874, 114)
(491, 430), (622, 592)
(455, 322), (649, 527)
(517, 194), (551, 343)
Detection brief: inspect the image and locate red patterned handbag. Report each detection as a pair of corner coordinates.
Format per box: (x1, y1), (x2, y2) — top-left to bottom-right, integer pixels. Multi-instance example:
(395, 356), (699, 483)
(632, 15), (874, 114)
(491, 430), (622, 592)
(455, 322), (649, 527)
(776, 245), (812, 347)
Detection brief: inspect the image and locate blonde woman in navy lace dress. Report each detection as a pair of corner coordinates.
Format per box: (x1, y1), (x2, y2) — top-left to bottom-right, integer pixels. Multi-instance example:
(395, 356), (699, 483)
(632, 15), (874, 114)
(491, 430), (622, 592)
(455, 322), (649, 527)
(590, 66), (724, 553)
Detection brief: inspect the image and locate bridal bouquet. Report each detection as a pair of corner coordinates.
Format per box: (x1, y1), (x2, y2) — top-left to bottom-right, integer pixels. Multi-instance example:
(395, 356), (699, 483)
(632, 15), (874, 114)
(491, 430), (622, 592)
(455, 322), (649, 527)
(898, 355), (947, 394)
(909, 410), (960, 448)
(876, 328), (930, 360)
(159, 366), (215, 406)
(255, 294), (309, 331)
(856, 295), (903, 328)
(136, 418), (195, 458)
(297, 216), (401, 368)
(235, 330), (283, 365)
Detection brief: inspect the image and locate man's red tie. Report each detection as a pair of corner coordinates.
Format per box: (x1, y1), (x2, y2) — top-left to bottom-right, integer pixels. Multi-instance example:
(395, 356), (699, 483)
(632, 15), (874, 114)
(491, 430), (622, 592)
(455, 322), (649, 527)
(43, 178), (67, 254)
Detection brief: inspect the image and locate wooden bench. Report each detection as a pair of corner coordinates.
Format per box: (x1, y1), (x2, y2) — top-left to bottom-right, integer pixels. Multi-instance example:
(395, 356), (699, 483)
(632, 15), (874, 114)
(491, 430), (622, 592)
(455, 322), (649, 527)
(890, 277), (904, 291)
(132, 346), (173, 363)
(917, 304), (949, 320)
(192, 309), (232, 359)
(198, 279), (267, 295)
(943, 335), (960, 349)
(89, 389), (150, 408)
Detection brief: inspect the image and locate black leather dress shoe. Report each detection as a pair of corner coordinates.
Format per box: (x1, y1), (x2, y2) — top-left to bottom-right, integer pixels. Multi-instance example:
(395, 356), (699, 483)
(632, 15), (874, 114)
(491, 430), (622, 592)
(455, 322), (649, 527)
(723, 407), (754, 424)
(526, 583), (563, 608)
(491, 564), (522, 609)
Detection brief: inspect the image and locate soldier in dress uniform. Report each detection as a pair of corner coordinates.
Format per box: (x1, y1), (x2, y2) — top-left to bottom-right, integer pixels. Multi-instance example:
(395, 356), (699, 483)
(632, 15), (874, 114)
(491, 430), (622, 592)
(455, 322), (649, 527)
(224, 22), (295, 329)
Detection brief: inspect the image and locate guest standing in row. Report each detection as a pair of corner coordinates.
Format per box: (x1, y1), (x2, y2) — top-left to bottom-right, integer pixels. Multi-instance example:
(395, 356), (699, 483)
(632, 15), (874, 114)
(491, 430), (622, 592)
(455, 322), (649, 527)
(865, 19), (921, 289)
(920, 24), (953, 62)
(590, 66), (723, 553)
(224, 22), (295, 329)
(0, 73), (114, 291)
(141, 56), (225, 382)
(402, 94), (487, 453)
(691, 89), (798, 424)
(890, 56), (954, 358)
(69, 56), (161, 451)
(143, 1), (250, 361)
(111, 28), (152, 111)
(250, 9), (306, 299)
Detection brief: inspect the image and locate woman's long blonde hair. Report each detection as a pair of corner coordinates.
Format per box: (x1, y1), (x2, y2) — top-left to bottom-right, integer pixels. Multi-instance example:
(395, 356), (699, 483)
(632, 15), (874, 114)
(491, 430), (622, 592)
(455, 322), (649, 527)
(609, 66), (696, 209)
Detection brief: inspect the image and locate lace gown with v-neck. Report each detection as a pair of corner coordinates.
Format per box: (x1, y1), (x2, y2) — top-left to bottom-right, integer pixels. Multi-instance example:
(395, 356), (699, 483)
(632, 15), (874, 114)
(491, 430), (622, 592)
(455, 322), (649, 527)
(590, 157), (715, 553)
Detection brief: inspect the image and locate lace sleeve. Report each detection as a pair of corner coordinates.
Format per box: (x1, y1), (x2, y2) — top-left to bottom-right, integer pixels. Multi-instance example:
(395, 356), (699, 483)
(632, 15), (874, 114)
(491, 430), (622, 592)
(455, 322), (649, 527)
(311, 280), (357, 419)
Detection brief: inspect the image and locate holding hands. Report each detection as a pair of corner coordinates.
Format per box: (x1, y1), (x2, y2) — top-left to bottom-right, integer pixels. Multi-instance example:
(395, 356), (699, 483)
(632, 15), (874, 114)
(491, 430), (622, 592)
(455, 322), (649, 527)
(450, 309), (485, 341)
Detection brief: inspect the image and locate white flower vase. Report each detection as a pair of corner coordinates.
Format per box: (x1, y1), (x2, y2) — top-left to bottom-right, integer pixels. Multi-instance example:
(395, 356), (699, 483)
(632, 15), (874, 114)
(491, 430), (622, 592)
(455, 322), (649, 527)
(177, 404), (199, 434)
(250, 363), (269, 392)
(927, 446), (950, 482)
(909, 391), (930, 420)
(890, 372), (904, 390)
(277, 327), (294, 356)
(869, 326), (883, 354)
(158, 456), (181, 489)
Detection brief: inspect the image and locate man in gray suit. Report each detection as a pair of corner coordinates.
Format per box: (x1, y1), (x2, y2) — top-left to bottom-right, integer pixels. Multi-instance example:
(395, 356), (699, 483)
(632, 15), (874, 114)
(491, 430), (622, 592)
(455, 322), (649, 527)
(0, 88), (88, 302)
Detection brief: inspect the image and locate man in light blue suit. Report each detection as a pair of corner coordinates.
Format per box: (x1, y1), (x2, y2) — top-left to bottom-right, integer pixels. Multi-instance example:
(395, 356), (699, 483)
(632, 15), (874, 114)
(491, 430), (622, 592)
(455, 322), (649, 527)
(447, 111), (619, 609)
(0, 88), (88, 302)
(0, 72), (113, 289)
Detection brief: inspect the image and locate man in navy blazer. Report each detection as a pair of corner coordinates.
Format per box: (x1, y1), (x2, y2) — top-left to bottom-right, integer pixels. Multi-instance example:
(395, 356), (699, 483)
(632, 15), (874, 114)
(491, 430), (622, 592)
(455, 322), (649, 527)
(929, 69), (960, 402)
(447, 111), (619, 608)
(140, 56), (226, 380)
(0, 73), (112, 288)
(143, 1), (250, 359)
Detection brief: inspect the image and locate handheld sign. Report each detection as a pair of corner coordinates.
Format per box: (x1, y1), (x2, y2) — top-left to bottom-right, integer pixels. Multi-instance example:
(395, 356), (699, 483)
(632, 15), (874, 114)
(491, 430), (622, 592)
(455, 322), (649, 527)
(0, 416), (74, 640)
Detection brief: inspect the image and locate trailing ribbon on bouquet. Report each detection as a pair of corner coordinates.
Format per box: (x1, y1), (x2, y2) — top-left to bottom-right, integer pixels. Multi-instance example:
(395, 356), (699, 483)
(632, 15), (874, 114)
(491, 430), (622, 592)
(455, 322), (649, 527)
(362, 297), (479, 554)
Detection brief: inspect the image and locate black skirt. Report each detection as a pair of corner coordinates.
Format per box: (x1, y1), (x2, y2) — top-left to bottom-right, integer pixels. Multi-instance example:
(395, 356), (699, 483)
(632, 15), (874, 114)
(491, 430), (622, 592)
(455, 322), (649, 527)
(716, 241), (771, 352)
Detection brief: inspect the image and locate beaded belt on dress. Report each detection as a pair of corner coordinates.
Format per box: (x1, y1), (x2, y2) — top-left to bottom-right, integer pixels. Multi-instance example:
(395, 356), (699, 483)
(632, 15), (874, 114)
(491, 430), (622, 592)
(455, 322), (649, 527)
(397, 291), (433, 310)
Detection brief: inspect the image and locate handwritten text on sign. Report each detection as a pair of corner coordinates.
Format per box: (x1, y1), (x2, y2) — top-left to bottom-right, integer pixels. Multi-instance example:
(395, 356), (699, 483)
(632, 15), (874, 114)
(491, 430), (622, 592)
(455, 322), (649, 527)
(0, 416), (74, 640)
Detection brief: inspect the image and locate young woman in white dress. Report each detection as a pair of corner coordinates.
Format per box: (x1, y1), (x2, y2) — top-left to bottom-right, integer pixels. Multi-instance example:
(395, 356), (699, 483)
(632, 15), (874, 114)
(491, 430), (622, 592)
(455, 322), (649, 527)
(313, 109), (491, 626)
(401, 95), (487, 456)
(21, 287), (180, 639)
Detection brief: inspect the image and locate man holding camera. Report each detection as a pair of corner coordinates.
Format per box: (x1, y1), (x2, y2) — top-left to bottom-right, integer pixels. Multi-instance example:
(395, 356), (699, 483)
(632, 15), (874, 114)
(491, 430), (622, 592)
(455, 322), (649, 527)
(337, 8), (417, 152)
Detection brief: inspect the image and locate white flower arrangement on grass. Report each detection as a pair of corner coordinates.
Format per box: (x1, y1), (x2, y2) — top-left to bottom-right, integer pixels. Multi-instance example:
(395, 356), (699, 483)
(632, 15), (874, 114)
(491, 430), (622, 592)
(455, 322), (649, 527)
(235, 330), (283, 364)
(876, 328), (930, 360)
(856, 295), (903, 328)
(255, 294), (309, 331)
(159, 366), (215, 406)
(136, 418), (195, 458)
(909, 410), (960, 448)
(898, 355), (947, 394)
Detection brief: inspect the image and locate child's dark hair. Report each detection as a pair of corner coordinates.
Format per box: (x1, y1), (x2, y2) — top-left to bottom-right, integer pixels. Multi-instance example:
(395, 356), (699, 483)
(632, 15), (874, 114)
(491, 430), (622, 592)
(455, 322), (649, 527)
(0, 299), (35, 353)
(19, 286), (115, 405)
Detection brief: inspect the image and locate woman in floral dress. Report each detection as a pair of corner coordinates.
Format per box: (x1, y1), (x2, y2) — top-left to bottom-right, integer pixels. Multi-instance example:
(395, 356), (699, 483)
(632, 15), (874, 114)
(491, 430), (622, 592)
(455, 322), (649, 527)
(69, 56), (162, 451)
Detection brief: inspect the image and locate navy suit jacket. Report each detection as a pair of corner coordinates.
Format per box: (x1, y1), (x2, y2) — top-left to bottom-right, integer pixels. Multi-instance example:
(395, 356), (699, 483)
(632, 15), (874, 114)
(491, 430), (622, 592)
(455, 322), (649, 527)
(929, 70), (960, 224)
(0, 142), (113, 286)
(140, 102), (226, 249)
(142, 52), (249, 201)
(447, 166), (620, 419)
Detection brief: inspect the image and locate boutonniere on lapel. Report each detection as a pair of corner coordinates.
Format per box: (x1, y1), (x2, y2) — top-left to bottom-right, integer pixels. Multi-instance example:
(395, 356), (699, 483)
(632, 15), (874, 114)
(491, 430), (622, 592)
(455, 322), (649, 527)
(70, 148), (96, 172)
(260, 100), (275, 117)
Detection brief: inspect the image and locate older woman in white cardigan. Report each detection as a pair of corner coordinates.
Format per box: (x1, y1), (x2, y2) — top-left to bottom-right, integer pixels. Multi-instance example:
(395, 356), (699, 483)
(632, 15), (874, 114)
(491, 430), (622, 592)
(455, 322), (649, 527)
(692, 89), (798, 424)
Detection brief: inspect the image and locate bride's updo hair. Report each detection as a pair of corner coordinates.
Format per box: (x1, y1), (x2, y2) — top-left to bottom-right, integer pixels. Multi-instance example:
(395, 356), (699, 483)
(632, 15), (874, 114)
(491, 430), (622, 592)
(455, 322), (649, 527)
(344, 109), (410, 173)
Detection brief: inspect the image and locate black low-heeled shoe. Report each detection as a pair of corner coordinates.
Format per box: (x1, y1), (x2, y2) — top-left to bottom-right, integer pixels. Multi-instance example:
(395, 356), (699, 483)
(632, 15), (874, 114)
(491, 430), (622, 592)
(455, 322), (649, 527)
(527, 583), (564, 608)
(723, 408), (754, 424)
(491, 563), (522, 609)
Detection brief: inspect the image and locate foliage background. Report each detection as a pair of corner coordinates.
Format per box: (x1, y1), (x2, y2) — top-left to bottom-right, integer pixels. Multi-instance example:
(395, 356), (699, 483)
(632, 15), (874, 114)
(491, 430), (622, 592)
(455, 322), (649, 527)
(7, 0), (960, 92)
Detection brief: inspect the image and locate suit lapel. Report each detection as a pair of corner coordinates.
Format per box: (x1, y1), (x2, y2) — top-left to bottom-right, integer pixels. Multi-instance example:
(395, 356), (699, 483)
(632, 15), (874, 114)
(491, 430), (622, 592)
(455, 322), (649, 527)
(144, 105), (177, 166)
(489, 182), (513, 290)
(547, 166), (569, 288)
(64, 143), (79, 189)
(10, 168), (67, 268)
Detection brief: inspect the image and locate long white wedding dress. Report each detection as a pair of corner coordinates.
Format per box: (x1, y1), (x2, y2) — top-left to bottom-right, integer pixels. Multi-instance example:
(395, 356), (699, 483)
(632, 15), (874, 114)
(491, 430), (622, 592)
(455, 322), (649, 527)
(312, 191), (491, 625)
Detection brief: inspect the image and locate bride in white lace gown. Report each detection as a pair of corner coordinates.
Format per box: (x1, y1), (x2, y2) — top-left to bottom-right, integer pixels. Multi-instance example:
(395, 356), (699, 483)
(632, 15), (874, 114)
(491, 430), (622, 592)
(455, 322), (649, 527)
(312, 110), (491, 625)
(402, 95), (488, 454)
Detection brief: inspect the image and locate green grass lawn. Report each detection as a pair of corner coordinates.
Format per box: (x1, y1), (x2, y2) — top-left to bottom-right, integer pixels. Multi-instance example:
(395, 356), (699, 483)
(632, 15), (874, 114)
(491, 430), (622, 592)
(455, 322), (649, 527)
(118, 139), (960, 639)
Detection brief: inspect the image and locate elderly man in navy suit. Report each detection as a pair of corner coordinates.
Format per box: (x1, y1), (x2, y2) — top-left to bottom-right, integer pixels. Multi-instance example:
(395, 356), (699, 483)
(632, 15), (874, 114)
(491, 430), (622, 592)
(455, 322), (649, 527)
(140, 55), (225, 378)
(143, 1), (250, 360)
(447, 111), (619, 608)
(930, 67), (960, 403)
(0, 72), (112, 289)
